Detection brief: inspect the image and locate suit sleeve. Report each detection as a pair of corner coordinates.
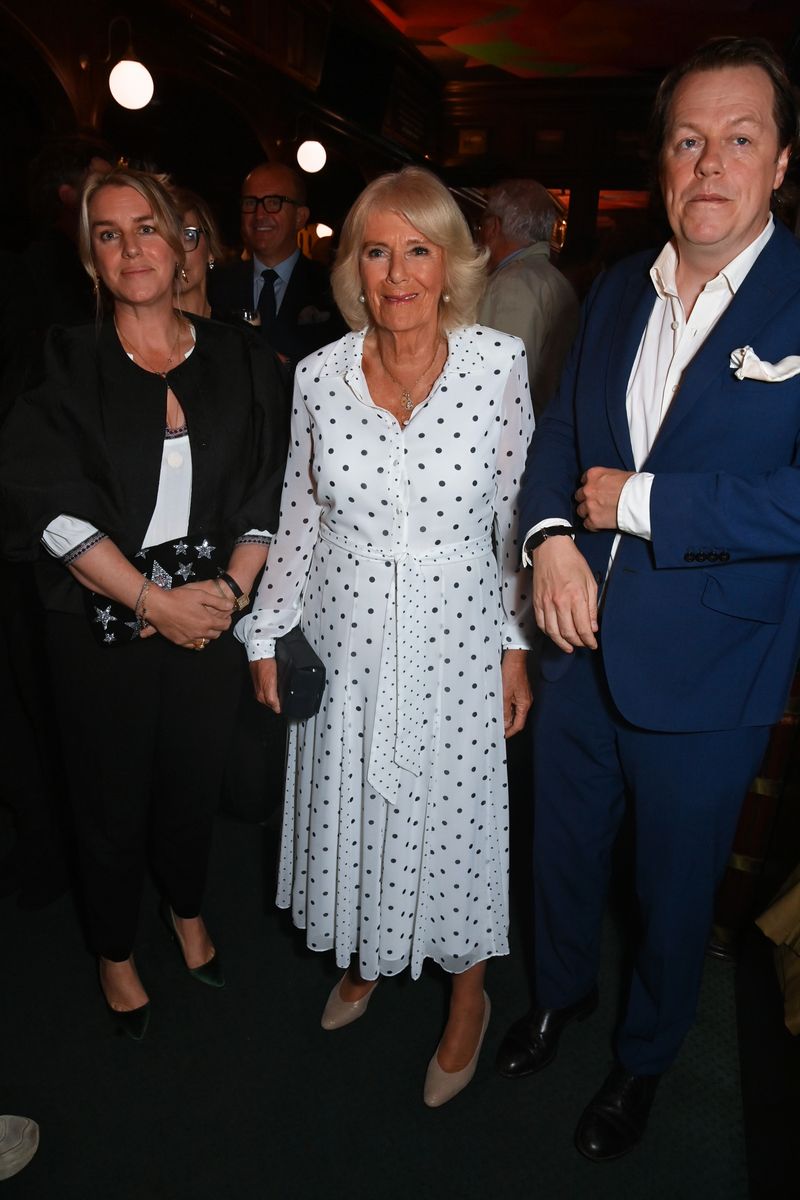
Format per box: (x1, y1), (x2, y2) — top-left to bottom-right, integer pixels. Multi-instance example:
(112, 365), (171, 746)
(650, 458), (800, 566)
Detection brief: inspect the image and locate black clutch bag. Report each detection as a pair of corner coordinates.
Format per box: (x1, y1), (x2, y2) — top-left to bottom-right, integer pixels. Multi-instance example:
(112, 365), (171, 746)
(275, 625), (326, 719)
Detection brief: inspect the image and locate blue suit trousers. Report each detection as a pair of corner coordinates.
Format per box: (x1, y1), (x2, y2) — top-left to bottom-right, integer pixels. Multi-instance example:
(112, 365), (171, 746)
(532, 647), (770, 1075)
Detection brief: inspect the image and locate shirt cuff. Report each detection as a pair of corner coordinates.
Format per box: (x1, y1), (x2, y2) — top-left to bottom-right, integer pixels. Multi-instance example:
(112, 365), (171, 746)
(233, 610), (276, 660)
(617, 473), (654, 540)
(42, 514), (103, 561)
(235, 528), (273, 546)
(521, 518), (573, 567)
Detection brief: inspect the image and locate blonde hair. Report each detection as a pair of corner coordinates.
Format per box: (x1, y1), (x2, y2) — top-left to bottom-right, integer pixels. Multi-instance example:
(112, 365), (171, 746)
(79, 166), (185, 303)
(332, 166), (488, 333)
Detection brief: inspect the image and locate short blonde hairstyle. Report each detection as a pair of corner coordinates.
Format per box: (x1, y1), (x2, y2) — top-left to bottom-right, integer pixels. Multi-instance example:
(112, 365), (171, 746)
(79, 166), (185, 301)
(332, 166), (488, 333)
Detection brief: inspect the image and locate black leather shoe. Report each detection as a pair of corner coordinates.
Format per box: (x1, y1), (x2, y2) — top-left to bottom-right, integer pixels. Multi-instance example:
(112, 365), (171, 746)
(107, 1001), (151, 1042)
(160, 902), (225, 988)
(575, 1066), (660, 1161)
(495, 986), (598, 1077)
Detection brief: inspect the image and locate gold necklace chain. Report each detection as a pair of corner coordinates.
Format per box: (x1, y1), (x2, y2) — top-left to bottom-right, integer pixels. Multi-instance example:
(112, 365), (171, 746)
(379, 339), (444, 423)
(115, 318), (184, 379)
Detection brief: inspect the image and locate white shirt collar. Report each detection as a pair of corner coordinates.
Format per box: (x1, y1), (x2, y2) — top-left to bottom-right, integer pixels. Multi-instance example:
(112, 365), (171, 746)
(253, 248), (300, 285)
(650, 214), (774, 301)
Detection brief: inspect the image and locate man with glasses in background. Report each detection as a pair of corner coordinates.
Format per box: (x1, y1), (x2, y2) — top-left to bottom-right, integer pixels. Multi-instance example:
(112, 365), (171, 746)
(209, 161), (343, 365)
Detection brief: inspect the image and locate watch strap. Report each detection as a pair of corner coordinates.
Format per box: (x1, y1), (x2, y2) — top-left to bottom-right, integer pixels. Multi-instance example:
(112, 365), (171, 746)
(526, 525), (575, 553)
(217, 570), (250, 611)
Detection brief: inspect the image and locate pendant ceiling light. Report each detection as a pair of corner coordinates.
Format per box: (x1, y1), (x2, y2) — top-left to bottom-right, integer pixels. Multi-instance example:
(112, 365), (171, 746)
(297, 140), (327, 173)
(106, 17), (154, 110)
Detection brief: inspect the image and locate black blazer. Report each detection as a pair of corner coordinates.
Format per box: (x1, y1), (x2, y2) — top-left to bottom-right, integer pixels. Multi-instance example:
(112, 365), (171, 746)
(0, 317), (289, 612)
(208, 255), (346, 363)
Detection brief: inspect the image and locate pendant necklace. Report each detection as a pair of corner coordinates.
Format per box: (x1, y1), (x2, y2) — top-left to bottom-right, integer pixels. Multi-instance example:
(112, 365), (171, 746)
(379, 339), (444, 424)
(115, 318), (183, 379)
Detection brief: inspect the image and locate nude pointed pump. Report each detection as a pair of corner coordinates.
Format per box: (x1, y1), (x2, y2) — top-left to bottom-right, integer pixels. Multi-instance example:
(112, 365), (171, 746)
(320, 975), (379, 1030)
(423, 993), (491, 1107)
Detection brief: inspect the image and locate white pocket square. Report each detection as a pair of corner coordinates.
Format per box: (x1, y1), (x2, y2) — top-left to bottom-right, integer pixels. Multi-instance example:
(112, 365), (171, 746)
(730, 345), (800, 382)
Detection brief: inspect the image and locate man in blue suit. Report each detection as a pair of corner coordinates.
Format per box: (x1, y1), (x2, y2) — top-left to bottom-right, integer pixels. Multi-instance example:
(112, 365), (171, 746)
(497, 37), (800, 1160)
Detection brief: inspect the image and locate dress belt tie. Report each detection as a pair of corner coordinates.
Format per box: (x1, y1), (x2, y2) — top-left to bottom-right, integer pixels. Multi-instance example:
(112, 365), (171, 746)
(318, 525), (494, 806)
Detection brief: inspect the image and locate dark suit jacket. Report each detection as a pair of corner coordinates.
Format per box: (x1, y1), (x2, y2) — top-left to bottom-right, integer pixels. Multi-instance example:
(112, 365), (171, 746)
(208, 254), (346, 363)
(520, 218), (800, 733)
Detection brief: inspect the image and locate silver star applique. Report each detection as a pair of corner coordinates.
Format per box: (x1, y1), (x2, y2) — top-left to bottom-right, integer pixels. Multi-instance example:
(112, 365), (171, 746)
(173, 540), (189, 556)
(94, 606), (116, 630)
(150, 561), (173, 590)
(175, 561), (195, 582)
(104, 632), (116, 643)
(135, 549), (147, 559)
(124, 621), (141, 636)
(195, 539), (215, 560)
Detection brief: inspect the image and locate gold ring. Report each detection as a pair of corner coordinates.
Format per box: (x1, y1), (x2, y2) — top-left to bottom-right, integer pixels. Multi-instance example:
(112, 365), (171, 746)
(194, 637), (208, 651)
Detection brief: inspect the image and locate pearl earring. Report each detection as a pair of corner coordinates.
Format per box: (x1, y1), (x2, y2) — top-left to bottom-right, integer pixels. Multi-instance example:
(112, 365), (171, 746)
(442, 291), (450, 304)
(358, 291), (365, 304)
(208, 257), (215, 271)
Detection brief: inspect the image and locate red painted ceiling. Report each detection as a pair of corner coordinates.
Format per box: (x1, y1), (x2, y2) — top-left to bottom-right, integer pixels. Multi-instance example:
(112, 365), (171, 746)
(368, 1), (796, 79)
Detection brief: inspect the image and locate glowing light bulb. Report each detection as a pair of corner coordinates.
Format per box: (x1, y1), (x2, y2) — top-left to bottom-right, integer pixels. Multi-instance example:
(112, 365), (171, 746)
(297, 140), (326, 173)
(109, 59), (154, 110)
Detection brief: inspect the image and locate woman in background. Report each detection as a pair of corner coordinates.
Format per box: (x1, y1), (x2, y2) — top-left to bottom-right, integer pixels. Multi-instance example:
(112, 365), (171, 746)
(172, 186), (222, 319)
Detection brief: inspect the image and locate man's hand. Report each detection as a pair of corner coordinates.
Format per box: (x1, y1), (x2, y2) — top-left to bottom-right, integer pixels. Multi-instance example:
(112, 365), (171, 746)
(575, 467), (634, 532)
(532, 536), (598, 652)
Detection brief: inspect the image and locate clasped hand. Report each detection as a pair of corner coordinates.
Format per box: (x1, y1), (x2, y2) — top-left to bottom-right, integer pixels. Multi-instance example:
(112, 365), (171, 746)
(142, 581), (234, 647)
(574, 466), (633, 532)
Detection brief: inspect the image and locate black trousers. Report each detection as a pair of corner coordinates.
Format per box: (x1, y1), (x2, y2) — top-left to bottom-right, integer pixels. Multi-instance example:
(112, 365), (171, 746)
(46, 611), (243, 961)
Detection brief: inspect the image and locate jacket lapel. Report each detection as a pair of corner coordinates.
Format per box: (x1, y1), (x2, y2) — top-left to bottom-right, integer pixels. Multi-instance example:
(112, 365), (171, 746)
(277, 255), (306, 325)
(647, 222), (800, 457)
(604, 265), (655, 470)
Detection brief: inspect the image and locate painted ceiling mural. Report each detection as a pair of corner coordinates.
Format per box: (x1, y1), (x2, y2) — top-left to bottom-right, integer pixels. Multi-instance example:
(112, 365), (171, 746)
(368, 1), (796, 79)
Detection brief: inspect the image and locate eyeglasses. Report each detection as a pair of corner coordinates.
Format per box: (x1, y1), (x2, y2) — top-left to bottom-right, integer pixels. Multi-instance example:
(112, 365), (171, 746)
(182, 227), (205, 252)
(241, 194), (300, 214)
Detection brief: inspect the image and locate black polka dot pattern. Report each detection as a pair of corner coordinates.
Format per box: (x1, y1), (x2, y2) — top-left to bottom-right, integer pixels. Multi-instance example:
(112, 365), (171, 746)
(239, 325), (535, 979)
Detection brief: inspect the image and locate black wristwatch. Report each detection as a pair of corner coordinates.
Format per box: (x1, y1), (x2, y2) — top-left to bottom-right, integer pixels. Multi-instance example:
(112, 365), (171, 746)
(217, 570), (250, 612)
(526, 525), (575, 553)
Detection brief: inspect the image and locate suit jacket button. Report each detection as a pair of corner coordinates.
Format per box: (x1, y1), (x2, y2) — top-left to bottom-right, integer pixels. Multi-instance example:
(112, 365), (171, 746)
(719, 551), (730, 562)
(684, 552), (696, 562)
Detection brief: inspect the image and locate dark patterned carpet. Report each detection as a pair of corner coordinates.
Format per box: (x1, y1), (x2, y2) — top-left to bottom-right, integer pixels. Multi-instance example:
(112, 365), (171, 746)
(2, 797), (761, 1200)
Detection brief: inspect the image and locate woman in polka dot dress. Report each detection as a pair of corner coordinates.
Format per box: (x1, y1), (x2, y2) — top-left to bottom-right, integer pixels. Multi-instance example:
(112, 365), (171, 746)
(238, 167), (534, 1106)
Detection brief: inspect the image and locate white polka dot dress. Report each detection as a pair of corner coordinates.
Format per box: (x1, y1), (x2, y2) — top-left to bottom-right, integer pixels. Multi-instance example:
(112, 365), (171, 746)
(239, 326), (534, 979)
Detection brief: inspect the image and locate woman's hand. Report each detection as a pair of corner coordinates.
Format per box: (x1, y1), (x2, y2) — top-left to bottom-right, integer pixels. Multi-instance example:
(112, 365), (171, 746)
(145, 582), (233, 647)
(250, 657), (280, 713)
(501, 648), (531, 738)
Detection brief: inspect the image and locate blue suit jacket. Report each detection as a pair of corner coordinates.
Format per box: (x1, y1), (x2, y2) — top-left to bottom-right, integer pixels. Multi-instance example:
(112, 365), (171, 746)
(520, 219), (800, 733)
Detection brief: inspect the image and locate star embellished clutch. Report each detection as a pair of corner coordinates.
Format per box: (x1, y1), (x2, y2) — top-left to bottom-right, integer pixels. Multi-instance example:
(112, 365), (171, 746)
(85, 533), (230, 647)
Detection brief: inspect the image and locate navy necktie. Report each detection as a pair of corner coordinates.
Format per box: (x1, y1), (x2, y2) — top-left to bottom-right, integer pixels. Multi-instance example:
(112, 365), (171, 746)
(257, 268), (278, 329)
